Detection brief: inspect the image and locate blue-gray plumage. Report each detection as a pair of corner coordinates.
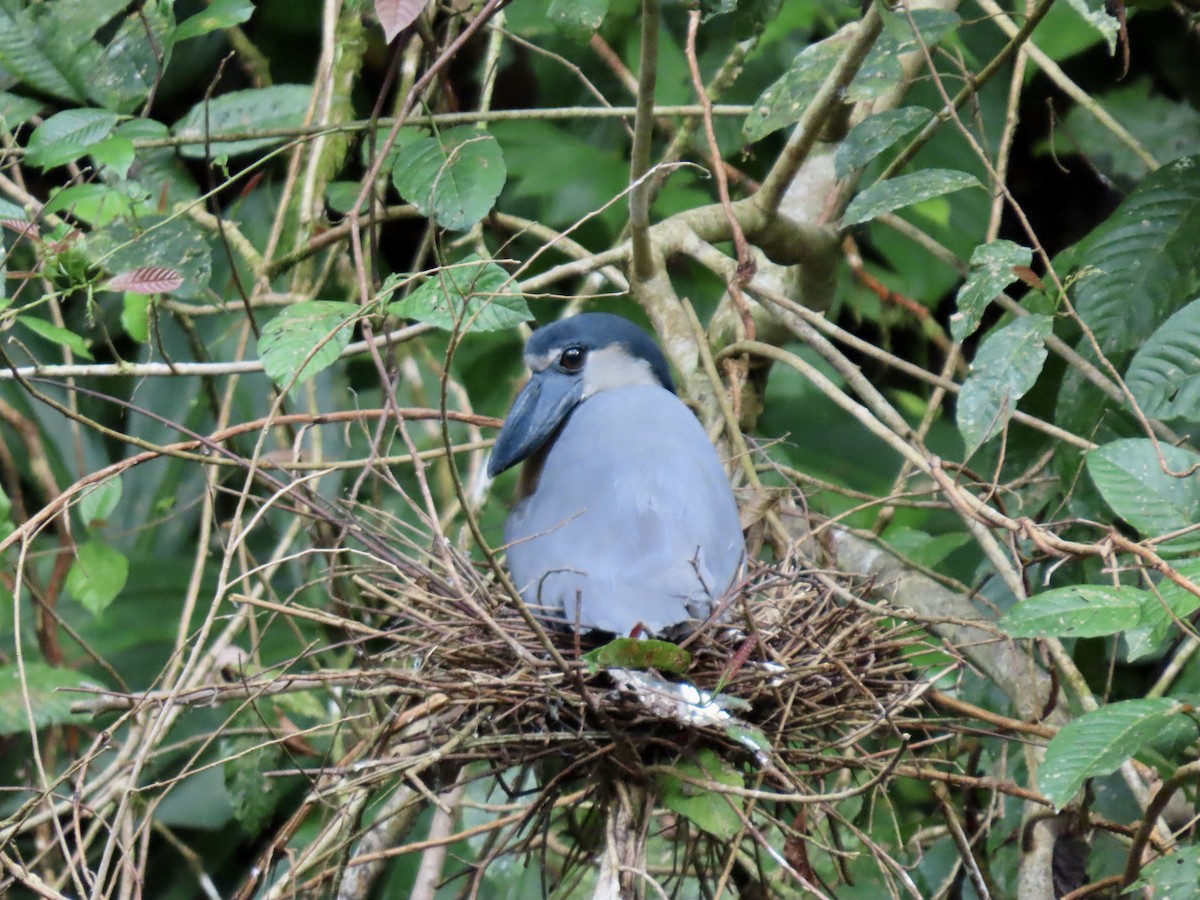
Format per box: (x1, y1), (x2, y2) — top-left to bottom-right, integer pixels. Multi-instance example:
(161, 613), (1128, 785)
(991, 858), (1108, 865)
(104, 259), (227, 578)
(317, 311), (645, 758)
(488, 313), (744, 635)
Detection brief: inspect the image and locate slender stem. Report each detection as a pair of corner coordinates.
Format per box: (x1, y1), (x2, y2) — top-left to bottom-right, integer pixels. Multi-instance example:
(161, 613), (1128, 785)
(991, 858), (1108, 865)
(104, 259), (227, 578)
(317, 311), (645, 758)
(629, 0), (661, 283)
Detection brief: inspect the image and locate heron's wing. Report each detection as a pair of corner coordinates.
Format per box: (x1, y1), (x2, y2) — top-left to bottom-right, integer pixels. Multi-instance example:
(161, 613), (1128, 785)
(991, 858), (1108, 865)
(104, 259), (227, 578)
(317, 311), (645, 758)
(504, 386), (742, 634)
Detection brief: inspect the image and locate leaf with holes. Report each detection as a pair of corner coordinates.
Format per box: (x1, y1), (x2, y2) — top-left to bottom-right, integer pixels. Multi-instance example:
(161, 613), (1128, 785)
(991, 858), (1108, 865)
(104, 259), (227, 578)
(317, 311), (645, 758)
(658, 748), (745, 840)
(835, 107), (932, 178)
(1038, 698), (1181, 810)
(1125, 297), (1200, 421)
(956, 315), (1052, 454)
(391, 126), (507, 231)
(843, 169), (982, 227)
(375, 0), (430, 42)
(583, 638), (691, 675)
(951, 240), (1034, 342)
(1000, 585), (1145, 638)
(1071, 155), (1200, 352)
(105, 267), (185, 295)
(386, 256), (530, 332)
(1087, 439), (1200, 555)
(66, 540), (129, 616)
(258, 301), (358, 391)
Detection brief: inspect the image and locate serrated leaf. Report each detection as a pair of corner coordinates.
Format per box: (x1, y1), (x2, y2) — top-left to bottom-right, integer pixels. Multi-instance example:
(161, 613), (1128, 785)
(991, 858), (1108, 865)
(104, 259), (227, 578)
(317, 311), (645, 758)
(391, 126), (507, 231)
(956, 314), (1052, 453)
(386, 256), (530, 332)
(258, 301), (358, 390)
(1038, 698), (1181, 810)
(548, 0), (609, 41)
(25, 109), (121, 170)
(105, 267), (185, 295)
(375, 0), (430, 42)
(173, 84), (313, 158)
(78, 475), (123, 530)
(843, 169), (982, 227)
(0, 663), (97, 734)
(582, 637), (691, 674)
(835, 107), (932, 178)
(658, 748), (744, 839)
(66, 540), (129, 615)
(1000, 585), (1145, 638)
(1125, 559), (1200, 661)
(1125, 297), (1200, 421)
(17, 316), (94, 360)
(176, 0), (256, 42)
(1072, 155), (1200, 351)
(951, 240), (1034, 341)
(1087, 438), (1200, 554)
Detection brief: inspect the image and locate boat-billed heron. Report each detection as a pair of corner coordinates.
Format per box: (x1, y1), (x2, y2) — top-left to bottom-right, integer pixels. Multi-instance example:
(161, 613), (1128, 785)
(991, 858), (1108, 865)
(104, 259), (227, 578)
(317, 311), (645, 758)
(488, 313), (744, 636)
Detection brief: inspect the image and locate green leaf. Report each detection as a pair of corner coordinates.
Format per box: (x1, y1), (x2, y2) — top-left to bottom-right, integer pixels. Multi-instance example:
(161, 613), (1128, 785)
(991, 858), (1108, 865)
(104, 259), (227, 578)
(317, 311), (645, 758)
(25, 109), (121, 170)
(956, 314), (1052, 453)
(1087, 439), (1200, 554)
(0, 6), (87, 103)
(66, 540), (130, 616)
(222, 710), (285, 833)
(121, 293), (152, 343)
(1125, 559), (1200, 661)
(86, 216), (212, 300)
(951, 240), (1034, 342)
(173, 84), (313, 158)
(1125, 297), (1200, 421)
(843, 169), (982, 227)
(86, 1), (175, 113)
(744, 40), (841, 143)
(1000, 585), (1145, 638)
(1128, 844), (1200, 896)
(391, 126), (507, 231)
(1038, 698), (1182, 810)
(0, 663), (97, 734)
(658, 748), (744, 839)
(258, 301), (358, 391)
(1063, 0), (1118, 54)
(849, 9), (961, 102)
(582, 637), (691, 675)
(835, 107), (932, 178)
(547, 0), (609, 41)
(0, 91), (42, 129)
(42, 183), (131, 224)
(78, 476), (123, 530)
(176, 0), (256, 42)
(1072, 155), (1200, 351)
(16, 316), (94, 360)
(88, 135), (137, 180)
(386, 256), (530, 332)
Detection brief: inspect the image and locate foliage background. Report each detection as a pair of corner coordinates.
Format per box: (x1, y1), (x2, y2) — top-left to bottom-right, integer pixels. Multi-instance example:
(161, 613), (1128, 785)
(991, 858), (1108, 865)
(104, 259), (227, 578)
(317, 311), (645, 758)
(2, 0), (1200, 896)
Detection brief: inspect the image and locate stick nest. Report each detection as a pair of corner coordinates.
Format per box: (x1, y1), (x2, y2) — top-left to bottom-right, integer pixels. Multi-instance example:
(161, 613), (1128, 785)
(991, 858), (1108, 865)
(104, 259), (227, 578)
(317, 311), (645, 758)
(338, 537), (926, 790)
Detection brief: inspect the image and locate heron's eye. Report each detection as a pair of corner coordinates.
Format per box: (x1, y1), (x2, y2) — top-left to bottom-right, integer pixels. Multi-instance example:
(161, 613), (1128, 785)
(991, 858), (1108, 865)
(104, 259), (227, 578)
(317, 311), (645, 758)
(559, 347), (586, 371)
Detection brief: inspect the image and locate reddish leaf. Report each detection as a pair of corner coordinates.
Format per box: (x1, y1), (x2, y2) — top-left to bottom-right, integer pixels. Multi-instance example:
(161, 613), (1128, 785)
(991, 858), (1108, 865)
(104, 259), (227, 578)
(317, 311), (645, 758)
(1, 219), (40, 241)
(375, 0), (429, 42)
(106, 267), (185, 295)
(1013, 265), (1046, 292)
